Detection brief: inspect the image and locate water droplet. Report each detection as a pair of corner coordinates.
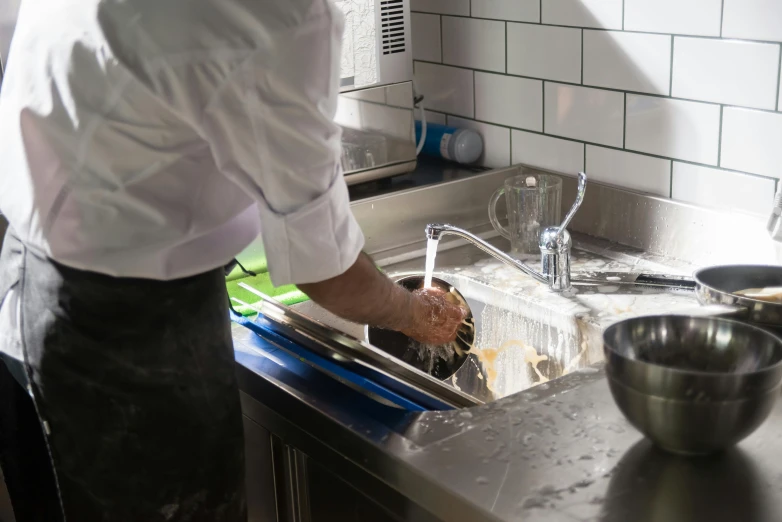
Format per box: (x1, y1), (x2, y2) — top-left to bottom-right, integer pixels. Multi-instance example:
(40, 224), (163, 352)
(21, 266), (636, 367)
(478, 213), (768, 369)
(574, 478), (594, 488)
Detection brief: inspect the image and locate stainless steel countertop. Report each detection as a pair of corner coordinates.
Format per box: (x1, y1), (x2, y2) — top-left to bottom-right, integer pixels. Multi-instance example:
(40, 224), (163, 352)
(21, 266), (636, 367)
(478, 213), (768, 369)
(237, 160), (782, 521)
(235, 320), (782, 522)
(348, 157), (486, 201)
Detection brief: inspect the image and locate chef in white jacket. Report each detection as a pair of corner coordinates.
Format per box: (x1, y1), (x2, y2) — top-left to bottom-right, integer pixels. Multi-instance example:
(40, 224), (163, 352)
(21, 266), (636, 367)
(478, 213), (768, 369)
(0, 0), (464, 519)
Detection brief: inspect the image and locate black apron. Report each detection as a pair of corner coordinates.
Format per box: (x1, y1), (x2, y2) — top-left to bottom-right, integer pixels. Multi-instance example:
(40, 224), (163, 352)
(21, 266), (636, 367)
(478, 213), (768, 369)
(0, 230), (246, 521)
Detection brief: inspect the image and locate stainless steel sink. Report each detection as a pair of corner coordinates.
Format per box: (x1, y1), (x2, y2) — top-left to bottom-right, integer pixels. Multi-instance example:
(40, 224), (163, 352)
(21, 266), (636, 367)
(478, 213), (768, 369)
(290, 237), (608, 405)
(427, 273), (603, 403)
(250, 165), (706, 408)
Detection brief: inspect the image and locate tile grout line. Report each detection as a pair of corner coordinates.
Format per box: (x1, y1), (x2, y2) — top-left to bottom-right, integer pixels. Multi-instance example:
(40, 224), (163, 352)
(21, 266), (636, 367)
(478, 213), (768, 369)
(583, 143), (587, 172)
(414, 59), (782, 114)
(419, 110), (778, 182)
(580, 29), (584, 85)
(717, 105), (724, 168)
(776, 45), (782, 112)
(719, 0), (725, 38)
(669, 161), (674, 199)
(438, 14), (443, 63)
(472, 68), (477, 119)
(408, 12), (782, 46)
(669, 35), (675, 96)
(621, 0), (625, 31)
(542, 81), (547, 133)
(622, 93), (627, 149)
(510, 125), (515, 164)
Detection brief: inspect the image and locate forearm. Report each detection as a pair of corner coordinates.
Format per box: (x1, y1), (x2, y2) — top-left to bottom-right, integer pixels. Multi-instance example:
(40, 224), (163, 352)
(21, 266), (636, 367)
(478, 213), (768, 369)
(298, 252), (417, 330)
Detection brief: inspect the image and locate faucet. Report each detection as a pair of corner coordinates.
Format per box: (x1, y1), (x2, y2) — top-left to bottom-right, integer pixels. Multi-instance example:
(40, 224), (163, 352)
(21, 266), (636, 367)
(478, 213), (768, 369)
(426, 172), (588, 292)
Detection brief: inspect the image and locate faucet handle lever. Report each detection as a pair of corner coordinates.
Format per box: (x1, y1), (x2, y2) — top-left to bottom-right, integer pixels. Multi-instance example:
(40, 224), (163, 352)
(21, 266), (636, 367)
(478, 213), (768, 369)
(556, 172), (587, 239)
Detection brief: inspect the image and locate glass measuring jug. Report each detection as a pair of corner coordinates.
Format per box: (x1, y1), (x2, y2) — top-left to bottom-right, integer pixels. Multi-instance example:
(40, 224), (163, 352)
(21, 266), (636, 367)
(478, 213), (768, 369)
(488, 173), (563, 258)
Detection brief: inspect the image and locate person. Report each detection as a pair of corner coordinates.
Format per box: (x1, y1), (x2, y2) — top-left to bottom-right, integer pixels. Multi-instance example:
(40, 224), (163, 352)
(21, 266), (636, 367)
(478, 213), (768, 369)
(0, 0), (466, 520)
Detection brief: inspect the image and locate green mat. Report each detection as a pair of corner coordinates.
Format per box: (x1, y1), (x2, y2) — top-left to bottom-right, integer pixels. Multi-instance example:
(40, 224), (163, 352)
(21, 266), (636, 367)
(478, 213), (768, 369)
(226, 270), (310, 316)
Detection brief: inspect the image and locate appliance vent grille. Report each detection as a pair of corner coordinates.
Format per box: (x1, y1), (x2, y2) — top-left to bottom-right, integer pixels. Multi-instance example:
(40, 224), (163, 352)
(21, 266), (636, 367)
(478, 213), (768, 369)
(380, 0), (406, 55)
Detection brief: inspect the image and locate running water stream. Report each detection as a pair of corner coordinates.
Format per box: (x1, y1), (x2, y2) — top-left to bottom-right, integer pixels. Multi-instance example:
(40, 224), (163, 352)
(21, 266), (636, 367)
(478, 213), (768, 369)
(423, 238), (439, 288)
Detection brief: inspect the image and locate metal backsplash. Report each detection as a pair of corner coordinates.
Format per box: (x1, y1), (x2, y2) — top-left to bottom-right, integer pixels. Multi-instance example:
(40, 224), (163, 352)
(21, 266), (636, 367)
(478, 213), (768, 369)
(354, 165), (782, 268)
(559, 173), (781, 267)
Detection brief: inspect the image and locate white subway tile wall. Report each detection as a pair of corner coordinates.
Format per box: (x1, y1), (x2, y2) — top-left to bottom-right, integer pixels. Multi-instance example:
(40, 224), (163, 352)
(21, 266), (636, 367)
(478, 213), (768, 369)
(624, 0), (722, 37)
(507, 23), (581, 83)
(426, 111), (447, 126)
(413, 62), (474, 117)
(411, 0), (781, 210)
(511, 130), (585, 174)
(541, 0), (623, 30)
(410, 0), (469, 16)
(471, 0), (539, 23)
(544, 83), (624, 147)
(583, 30), (671, 95)
(779, 52), (782, 111)
(722, 0), (782, 43)
(442, 17), (505, 72)
(475, 72), (542, 131)
(411, 13), (442, 63)
(721, 108), (782, 179)
(672, 163), (776, 215)
(448, 116), (511, 168)
(672, 38), (780, 110)
(586, 146), (672, 196)
(625, 95), (721, 164)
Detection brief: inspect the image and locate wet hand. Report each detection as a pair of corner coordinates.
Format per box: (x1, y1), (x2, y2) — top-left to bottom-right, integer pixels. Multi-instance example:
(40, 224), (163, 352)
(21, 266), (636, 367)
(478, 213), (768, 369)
(401, 287), (468, 345)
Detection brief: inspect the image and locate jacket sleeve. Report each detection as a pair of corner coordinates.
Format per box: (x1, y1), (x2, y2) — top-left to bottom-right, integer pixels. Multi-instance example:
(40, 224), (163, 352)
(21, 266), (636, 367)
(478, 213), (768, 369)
(197, 0), (364, 286)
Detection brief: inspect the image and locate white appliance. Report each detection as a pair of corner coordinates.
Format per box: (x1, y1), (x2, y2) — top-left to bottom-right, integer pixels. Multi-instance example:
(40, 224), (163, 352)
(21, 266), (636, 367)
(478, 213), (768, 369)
(335, 0), (418, 184)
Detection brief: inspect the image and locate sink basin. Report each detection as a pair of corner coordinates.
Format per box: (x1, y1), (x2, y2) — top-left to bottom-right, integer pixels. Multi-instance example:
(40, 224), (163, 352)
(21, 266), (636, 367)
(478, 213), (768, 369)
(286, 230), (702, 406)
(289, 233), (694, 405)
(292, 271), (603, 404)
(431, 273), (604, 403)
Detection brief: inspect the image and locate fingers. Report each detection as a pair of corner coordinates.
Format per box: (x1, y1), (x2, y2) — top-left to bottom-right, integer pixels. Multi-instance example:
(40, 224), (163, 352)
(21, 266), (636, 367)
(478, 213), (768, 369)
(402, 290), (467, 345)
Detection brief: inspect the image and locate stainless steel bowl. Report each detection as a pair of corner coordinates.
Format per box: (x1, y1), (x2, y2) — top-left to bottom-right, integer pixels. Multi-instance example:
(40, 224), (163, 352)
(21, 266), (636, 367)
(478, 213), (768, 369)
(367, 275), (475, 380)
(604, 315), (782, 455)
(695, 264), (782, 329)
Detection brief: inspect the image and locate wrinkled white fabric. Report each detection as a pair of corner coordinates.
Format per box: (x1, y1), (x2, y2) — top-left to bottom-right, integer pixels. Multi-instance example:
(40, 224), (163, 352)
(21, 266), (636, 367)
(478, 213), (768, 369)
(0, 0), (365, 285)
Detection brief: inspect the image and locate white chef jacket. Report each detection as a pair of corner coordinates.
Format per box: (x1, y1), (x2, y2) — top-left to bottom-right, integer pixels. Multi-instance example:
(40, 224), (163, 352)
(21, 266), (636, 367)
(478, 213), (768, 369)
(0, 0), (366, 365)
(0, 0), (365, 286)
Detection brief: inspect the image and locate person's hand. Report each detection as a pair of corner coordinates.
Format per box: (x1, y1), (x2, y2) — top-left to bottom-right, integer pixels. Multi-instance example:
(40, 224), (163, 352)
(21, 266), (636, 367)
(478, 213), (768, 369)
(401, 287), (468, 345)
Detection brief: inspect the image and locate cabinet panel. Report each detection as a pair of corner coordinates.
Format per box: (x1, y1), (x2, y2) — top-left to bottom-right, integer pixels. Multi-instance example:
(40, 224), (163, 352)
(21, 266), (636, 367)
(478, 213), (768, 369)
(243, 416), (279, 522)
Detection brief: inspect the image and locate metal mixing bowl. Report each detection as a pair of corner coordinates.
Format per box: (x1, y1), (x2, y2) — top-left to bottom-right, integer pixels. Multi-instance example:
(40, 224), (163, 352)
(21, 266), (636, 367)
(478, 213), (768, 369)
(604, 315), (782, 455)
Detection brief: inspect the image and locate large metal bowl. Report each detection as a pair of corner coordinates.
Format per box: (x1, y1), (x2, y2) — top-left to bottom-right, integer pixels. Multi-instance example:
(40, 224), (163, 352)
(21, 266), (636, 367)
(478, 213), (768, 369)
(695, 264), (782, 329)
(604, 315), (782, 455)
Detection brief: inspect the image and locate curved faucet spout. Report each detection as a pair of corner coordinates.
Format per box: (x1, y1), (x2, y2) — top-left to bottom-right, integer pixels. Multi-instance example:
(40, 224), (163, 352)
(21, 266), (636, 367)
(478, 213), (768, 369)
(425, 223), (446, 241)
(423, 224), (548, 285)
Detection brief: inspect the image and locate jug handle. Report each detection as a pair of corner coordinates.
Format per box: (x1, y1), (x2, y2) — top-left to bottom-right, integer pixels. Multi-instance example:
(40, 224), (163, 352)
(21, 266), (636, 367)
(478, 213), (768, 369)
(488, 187), (511, 239)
